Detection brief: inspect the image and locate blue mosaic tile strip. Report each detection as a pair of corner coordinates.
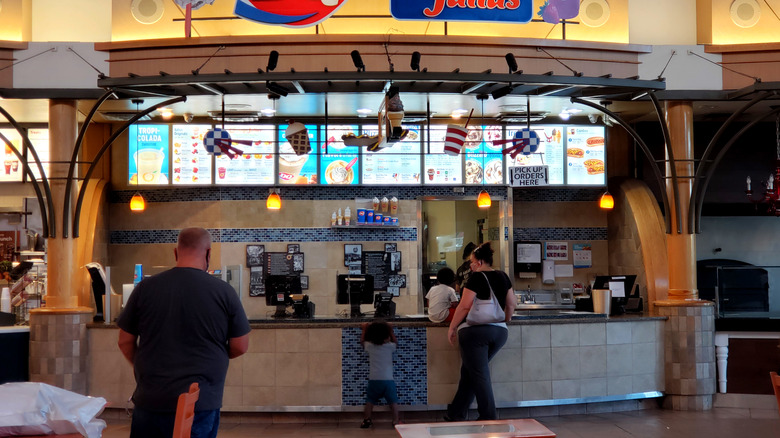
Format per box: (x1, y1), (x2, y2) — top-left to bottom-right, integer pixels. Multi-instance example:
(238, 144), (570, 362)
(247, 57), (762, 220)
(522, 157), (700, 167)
(514, 227), (607, 241)
(342, 326), (427, 406)
(513, 187), (605, 202)
(110, 186), (509, 203)
(111, 227), (417, 244)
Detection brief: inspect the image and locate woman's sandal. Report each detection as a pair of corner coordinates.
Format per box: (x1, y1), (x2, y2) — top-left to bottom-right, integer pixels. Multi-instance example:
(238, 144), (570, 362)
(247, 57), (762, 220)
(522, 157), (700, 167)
(360, 418), (373, 428)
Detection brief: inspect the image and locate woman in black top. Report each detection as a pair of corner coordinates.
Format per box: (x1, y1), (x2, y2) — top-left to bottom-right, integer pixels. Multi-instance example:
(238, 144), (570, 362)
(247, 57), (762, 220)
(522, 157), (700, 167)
(446, 242), (516, 421)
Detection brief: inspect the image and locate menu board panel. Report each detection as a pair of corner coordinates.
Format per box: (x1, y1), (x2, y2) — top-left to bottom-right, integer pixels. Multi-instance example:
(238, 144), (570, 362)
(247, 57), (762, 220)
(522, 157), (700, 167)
(171, 125), (212, 185)
(279, 124), (318, 185)
(505, 125), (565, 185)
(424, 125), (463, 184)
(566, 126), (605, 185)
(0, 129), (23, 182)
(26, 129), (50, 181)
(214, 125), (275, 185)
(361, 125), (422, 184)
(128, 124), (169, 185)
(320, 125), (360, 185)
(464, 125), (503, 185)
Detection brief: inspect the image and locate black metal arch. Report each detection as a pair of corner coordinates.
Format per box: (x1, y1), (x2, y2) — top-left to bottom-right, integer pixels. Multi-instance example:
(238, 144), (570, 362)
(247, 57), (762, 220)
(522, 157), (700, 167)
(570, 96), (679, 234)
(62, 88), (117, 238)
(0, 106), (55, 237)
(0, 132), (49, 238)
(688, 91), (777, 233)
(72, 96), (186, 237)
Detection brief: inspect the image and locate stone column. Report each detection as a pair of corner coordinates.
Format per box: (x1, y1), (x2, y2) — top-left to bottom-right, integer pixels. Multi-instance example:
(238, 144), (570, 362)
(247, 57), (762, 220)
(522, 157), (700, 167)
(29, 99), (92, 394)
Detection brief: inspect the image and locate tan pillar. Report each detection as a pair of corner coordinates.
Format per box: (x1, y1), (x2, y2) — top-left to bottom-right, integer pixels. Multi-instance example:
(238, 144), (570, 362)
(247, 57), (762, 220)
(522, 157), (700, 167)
(664, 101), (698, 301)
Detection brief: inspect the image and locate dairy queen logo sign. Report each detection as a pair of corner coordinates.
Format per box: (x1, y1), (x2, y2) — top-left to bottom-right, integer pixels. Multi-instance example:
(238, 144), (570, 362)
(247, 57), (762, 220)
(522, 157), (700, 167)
(234, 0), (347, 27)
(391, 0), (533, 22)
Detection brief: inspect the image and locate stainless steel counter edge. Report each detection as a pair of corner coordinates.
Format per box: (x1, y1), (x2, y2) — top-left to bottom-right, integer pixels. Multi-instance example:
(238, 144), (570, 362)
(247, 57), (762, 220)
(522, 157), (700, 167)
(87, 313), (666, 329)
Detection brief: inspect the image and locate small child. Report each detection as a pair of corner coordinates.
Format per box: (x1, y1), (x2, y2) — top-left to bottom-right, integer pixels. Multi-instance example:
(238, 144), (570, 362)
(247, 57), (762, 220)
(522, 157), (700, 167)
(360, 321), (400, 428)
(426, 267), (459, 323)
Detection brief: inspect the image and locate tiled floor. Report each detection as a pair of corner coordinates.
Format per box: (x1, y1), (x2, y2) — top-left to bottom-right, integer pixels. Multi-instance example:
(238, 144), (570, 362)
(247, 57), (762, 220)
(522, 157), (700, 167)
(100, 397), (780, 438)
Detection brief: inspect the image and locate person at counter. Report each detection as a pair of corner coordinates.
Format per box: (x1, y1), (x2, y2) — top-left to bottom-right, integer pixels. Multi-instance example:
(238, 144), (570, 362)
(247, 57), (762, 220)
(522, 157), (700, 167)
(455, 242), (477, 293)
(446, 242), (516, 422)
(426, 267), (458, 323)
(117, 227), (251, 438)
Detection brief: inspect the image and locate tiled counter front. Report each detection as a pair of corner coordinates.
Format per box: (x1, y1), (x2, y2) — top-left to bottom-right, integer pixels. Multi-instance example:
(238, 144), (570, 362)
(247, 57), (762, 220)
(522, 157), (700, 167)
(88, 316), (664, 412)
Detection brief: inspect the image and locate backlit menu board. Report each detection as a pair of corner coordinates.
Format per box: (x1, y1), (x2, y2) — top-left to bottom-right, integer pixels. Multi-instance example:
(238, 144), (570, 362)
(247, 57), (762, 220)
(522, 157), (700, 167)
(361, 125), (422, 184)
(279, 124), (318, 185)
(424, 125), (463, 184)
(27, 129), (50, 181)
(0, 129), (22, 182)
(506, 125), (565, 185)
(215, 125), (275, 185)
(321, 125), (359, 185)
(566, 126), (605, 185)
(464, 125), (503, 185)
(171, 125), (212, 185)
(128, 125), (169, 185)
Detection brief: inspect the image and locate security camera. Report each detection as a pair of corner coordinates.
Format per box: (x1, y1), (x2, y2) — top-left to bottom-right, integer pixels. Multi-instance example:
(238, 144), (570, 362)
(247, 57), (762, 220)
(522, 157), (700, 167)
(588, 114), (599, 124)
(183, 113), (194, 123)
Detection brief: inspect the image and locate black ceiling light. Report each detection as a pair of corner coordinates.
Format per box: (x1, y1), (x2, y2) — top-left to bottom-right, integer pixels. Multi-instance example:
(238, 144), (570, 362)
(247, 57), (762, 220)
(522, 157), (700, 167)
(491, 85), (514, 100)
(410, 51), (421, 72)
(351, 50), (365, 72)
(505, 53), (519, 74)
(266, 81), (289, 97)
(266, 50), (279, 72)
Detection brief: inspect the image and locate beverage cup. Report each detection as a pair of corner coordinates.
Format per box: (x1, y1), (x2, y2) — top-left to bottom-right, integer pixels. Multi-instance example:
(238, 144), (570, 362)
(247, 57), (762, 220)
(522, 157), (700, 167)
(366, 209), (374, 223)
(592, 289), (612, 315)
(383, 215), (391, 225)
(443, 125), (469, 156)
(374, 213), (383, 224)
(427, 168), (435, 181)
(3, 161), (10, 175)
(11, 161), (18, 172)
(218, 167), (227, 179)
(357, 208), (366, 224)
(134, 149), (165, 184)
(391, 217), (399, 226)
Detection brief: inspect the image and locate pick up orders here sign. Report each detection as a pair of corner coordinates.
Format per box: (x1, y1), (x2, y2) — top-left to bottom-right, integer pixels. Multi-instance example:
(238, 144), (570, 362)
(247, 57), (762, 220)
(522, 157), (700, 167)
(508, 165), (549, 187)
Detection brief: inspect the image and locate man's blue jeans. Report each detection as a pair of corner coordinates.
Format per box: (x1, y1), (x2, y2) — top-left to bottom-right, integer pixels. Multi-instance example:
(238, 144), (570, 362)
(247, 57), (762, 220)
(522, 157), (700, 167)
(130, 406), (220, 438)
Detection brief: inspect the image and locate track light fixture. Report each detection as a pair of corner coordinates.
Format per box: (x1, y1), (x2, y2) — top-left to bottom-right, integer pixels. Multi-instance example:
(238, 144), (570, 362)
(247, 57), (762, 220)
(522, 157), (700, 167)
(491, 85), (514, 100)
(267, 50), (279, 72)
(266, 81), (289, 97)
(505, 53), (518, 73)
(351, 50), (365, 72)
(410, 51), (421, 72)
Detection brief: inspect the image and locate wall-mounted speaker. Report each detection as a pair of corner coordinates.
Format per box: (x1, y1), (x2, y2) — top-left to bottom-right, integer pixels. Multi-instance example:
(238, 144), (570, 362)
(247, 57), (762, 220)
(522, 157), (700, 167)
(580, 0), (610, 28)
(131, 0), (165, 25)
(730, 0), (761, 28)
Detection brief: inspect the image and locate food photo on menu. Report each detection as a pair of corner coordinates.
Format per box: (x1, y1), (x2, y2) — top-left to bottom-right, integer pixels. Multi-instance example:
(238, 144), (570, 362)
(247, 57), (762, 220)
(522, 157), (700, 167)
(424, 125), (462, 184)
(128, 124), (169, 186)
(320, 125), (359, 185)
(464, 125), (502, 184)
(171, 125), (212, 185)
(0, 132), (23, 183)
(362, 125), (421, 184)
(279, 124), (318, 184)
(215, 125), (276, 185)
(566, 126), (606, 185)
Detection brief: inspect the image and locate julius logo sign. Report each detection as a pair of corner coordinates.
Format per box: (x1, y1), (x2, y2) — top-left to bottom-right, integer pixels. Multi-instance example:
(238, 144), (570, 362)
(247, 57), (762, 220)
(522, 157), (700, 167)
(391, 0), (532, 23)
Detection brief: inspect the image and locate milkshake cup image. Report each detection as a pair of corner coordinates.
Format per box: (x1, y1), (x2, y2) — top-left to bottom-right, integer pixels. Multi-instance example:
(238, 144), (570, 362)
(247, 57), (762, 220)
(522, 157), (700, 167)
(324, 160), (354, 184)
(3, 161), (10, 175)
(427, 168), (435, 181)
(134, 149), (165, 184)
(218, 167), (227, 179)
(11, 161), (18, 172)
(443, 125), (469, 156)
(278, 141), (309, 184)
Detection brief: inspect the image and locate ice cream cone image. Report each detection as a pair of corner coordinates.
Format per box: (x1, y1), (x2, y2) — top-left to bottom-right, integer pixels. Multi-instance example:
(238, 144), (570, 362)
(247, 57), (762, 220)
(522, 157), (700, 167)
(387, 111), (404, 128)
(285, 122), (311, 155)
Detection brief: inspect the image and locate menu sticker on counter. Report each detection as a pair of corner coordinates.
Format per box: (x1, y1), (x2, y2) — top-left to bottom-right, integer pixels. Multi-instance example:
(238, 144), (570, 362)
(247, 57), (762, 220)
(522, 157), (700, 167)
(171, 125), (212, 185)
(279, 124), (318, 184)
(128, 125), (169, 185)
(321, 125), (360, 185)
(215, 125), (275, 185)
(0, 129), (23, 182)
(506, 125), (564, 185)
(464, 125), (503, 184)
(566, 126), (605, 185)
(424, 125), (463, 184)
(362, 125), (421, 184)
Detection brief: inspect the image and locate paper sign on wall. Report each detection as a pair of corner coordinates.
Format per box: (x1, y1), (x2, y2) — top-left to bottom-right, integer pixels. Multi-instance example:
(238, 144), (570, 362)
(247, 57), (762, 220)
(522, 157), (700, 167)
(572, 243), (592, 268)
(545, 241), (568, 260)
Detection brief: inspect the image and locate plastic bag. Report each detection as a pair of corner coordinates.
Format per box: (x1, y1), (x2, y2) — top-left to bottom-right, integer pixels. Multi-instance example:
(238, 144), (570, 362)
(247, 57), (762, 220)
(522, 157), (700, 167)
(0, 382), (106, 437)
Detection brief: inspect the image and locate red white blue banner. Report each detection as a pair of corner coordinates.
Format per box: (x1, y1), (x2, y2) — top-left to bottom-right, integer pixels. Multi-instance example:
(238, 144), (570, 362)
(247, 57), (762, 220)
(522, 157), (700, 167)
(391, 0), (533, 23)
(234, 0), (347, 27)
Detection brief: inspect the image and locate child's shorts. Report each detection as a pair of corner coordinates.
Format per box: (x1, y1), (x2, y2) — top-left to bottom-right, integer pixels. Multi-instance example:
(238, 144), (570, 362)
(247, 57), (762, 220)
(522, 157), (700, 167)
(365, 380), (399, 404)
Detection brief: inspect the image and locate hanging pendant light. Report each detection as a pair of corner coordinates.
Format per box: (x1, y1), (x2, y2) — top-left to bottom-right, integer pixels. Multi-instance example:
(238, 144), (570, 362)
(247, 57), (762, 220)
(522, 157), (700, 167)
(477, 190), (492, 208)
(267, 188), (281, 210)
(599, 191), (614, 209)
(130, 192), (146, 212)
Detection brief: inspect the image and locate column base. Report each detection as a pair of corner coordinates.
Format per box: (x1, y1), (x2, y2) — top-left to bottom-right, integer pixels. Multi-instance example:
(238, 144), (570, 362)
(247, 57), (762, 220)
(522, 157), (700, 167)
(29, 310), (92, 394)
(662, 394), (713, 411)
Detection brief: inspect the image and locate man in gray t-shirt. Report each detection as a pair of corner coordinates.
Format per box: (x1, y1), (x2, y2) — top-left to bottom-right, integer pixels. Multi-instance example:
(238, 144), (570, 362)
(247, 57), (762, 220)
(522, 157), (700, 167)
(118, 227), (250, 438)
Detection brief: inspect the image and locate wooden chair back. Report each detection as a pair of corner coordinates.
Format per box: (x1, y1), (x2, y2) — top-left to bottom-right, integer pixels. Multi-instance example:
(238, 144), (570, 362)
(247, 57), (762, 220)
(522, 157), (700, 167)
(172, 382), (200, 438)
(770, 372), (780, 416)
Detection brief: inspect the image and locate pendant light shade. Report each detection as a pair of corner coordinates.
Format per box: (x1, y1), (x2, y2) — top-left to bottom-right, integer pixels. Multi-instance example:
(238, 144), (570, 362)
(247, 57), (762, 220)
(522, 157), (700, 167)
(599, 191), (614, 210)
(477, 190), (492, 208)
(266, 189), (281, 210)
(130, 192), (146, 212)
